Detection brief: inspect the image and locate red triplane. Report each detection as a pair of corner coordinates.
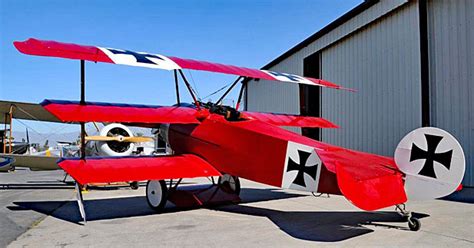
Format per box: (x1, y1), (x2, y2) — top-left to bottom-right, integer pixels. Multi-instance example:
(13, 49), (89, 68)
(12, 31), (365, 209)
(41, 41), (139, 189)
(13, 38), (466, 231)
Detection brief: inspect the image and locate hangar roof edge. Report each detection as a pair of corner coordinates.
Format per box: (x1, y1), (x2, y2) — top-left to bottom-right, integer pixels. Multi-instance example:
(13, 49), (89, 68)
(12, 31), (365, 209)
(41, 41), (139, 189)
(261, 0), (379, 70)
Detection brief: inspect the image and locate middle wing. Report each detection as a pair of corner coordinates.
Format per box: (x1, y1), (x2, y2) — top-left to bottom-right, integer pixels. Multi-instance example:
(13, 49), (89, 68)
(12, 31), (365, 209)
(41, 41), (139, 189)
(41, 99), (200, 126)
(58, 155), (221, 185)
(242, 111), (338, 128)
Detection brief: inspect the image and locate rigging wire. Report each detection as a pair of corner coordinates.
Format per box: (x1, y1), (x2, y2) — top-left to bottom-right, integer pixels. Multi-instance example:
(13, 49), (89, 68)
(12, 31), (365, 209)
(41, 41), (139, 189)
(15, 119), (78, 144)
(202, 81), (233, 101)
(185, 70), (201, 101)
(15, 105), (76, 137)
(13, 105), (83, 143)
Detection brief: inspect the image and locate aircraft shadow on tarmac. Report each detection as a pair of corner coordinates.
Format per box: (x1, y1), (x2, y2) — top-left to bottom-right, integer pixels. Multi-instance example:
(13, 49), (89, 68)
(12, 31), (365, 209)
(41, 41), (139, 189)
(1, 181), (192, 190)
(212, 205), (429, 242)
(441, 188), (474, 204)
(9, 188), (305, 224)
(9, 187), (429, 242)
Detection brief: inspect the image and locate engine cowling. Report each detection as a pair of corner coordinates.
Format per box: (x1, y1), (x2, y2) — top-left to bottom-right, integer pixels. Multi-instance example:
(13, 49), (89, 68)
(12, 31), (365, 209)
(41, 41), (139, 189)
(87, 123), (135, 157)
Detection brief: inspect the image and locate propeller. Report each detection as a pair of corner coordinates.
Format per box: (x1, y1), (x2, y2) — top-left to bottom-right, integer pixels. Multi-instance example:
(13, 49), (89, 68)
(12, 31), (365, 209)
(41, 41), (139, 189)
(85, 135), (153, 143)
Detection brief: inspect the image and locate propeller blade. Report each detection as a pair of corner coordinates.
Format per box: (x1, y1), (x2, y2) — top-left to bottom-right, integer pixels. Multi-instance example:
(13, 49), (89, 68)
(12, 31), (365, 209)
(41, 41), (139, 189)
(121, 136), (154, 143)
(85, 136), (153, 143)
(85, 136), (119, 142)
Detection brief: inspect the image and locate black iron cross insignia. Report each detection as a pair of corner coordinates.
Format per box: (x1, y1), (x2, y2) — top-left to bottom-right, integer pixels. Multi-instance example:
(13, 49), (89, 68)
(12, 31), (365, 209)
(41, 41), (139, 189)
(107, 48), (165, 65)
(410, 134), (453, 178)
(287, 150), (318, 187)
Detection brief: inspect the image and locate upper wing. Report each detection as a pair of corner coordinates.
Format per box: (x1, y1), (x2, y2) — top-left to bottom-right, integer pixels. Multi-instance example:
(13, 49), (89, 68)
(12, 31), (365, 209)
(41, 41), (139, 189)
(41, 99), (200, 125)
(58, 155), (221, 185)
(314, 143), (407, 211)
(242, 111), (338, 128)
(0, 100), (60, 123)
(14, 38), (352, 91)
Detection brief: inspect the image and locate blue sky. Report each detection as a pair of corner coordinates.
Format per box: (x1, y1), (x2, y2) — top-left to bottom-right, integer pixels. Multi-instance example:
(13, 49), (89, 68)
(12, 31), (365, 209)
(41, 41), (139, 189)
(0, 0), (361, 134)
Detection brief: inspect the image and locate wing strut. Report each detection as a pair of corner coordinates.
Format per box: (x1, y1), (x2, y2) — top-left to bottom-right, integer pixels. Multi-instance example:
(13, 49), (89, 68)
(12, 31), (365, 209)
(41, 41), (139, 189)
(80, 60), (86, 160)
(216, 76), (243, 105)
(75, 183), (87, 223)
(235, 80), (247, 110)
(177, 69), (201, 110)
(173, 70), (181, 105)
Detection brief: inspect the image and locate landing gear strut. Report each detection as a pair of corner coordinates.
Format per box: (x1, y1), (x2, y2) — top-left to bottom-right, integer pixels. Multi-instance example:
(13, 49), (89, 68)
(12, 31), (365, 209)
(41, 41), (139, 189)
(396, 204), (421, 231)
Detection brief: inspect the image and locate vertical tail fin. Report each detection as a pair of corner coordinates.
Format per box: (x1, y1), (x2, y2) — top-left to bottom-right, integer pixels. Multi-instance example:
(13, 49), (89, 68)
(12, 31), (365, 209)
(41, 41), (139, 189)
(394, 127), (465, 200)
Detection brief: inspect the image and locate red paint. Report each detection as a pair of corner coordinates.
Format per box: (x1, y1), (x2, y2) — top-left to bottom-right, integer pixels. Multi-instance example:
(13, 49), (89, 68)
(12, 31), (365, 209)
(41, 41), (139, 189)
(48, 99), (407, 211)
(14, 38), (113, 63)
(20, 38), (409, 211)
(242, 111), (338, 128)
(14, 38), (352, 91)
(58, 155), (221, 185)
(336, 162), (407, 210)
(41, 100), (200, 125)
(168, 115), (407, 210)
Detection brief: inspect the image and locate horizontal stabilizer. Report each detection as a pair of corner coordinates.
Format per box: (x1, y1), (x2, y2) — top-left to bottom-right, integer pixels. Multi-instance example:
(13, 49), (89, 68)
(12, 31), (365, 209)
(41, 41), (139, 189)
(314, 143), (407, 210)
(242, 112), (338, 128)
(14, 38), (352, 91)
(58, 155), (221, 185)
(41, 99), (200, 125)
(336, 162), (407, 211)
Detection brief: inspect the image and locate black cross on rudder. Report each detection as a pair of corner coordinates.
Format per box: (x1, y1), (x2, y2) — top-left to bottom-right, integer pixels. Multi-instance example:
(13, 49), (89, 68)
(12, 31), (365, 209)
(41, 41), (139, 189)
(410, 134), (453, 178)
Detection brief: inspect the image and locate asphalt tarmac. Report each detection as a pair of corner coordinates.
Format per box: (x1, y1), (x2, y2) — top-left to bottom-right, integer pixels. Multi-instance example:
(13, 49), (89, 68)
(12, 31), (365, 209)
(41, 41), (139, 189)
(1, 169), (473, 247)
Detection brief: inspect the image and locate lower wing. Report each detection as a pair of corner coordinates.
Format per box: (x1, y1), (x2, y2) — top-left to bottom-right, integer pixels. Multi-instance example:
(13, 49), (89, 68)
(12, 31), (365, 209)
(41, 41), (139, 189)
(58, 154), (221, 185)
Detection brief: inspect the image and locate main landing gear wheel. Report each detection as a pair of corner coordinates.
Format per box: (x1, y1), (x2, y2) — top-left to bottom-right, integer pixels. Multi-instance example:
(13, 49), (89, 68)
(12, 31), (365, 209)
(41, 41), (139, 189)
(408, 217), (421, 231)
(146, 180), (168, 211)
(218, 174), (241, 195)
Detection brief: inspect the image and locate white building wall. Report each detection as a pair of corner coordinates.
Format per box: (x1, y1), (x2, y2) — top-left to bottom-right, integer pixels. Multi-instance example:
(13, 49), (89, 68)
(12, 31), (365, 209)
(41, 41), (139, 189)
(427, 0), (474, 186)
(321, 1), (421, 156)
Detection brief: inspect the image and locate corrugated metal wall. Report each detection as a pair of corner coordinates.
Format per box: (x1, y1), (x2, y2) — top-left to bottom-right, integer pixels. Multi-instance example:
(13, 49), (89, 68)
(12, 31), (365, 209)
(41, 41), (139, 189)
(246, 0), (409, 120)
(321, 1), (421, 156)
(246, 79), (301, 133)
(427, 0), (474, 186)
(246, 0), (473, 186)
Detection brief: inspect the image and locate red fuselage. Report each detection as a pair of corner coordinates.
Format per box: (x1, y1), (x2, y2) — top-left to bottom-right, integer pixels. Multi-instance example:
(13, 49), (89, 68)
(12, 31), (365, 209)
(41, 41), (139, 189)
(168, 114), (342, 195)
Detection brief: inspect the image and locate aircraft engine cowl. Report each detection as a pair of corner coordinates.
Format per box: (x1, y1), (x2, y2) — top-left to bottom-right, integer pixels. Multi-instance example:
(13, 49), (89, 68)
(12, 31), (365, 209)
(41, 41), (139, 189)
(94, 123), (135, 157)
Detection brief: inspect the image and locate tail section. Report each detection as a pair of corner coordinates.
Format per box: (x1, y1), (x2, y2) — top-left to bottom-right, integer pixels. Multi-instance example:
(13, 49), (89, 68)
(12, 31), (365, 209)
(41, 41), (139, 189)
(394, 127), (465, 200)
